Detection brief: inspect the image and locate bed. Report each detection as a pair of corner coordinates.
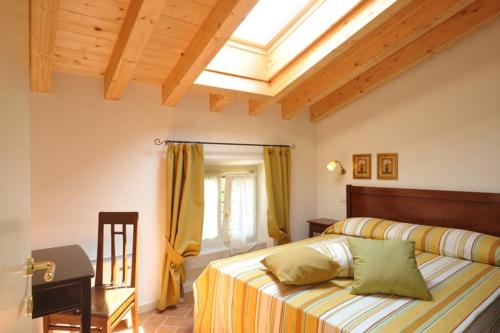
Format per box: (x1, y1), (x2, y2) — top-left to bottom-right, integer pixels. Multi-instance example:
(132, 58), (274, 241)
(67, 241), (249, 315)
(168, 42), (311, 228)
(193, 185), (500, 332)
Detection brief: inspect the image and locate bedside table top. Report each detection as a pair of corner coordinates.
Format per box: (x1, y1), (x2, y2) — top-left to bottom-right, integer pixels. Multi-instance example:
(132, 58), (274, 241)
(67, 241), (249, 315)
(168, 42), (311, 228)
(307, 218), (338, 226)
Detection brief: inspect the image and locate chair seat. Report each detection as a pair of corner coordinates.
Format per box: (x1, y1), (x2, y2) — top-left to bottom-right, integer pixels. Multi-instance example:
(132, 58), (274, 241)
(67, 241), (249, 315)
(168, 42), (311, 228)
(91, 285), (135, 317)
(47, 286), (136, 329)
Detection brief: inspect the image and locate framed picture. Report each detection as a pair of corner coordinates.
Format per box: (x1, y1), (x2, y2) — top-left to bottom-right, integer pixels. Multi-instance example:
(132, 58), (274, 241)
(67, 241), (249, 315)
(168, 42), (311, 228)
(353, 154), (371, 179)
(377, 153), (398, 180)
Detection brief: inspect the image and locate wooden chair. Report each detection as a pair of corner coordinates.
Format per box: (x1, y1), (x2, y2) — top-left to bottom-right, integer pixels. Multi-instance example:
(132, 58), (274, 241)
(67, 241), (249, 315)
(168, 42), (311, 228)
(44, 212), (139, 333)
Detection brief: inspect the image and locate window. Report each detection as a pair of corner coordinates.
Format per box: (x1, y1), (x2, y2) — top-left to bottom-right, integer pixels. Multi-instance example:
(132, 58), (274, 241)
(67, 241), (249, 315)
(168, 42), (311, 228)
(231, 0), (313, 48)
(202, 170), (257, 252)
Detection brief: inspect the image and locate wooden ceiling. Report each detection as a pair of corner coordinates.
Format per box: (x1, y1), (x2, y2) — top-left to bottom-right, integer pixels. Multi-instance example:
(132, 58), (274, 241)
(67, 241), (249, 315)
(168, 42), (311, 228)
(31, 0), (500, 122)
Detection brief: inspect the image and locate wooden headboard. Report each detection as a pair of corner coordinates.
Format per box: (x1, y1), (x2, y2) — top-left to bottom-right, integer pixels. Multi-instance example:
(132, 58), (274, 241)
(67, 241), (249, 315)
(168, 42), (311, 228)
(346, 185), (500, 236)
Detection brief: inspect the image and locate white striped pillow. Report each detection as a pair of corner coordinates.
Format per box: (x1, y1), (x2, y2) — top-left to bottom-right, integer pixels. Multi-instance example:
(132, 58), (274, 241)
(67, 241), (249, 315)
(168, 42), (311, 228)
(309, 237), (353, 277)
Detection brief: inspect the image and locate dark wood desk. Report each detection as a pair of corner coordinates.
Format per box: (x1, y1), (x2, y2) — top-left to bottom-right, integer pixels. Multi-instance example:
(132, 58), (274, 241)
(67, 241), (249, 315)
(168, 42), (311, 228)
(32, 245), (94, 333)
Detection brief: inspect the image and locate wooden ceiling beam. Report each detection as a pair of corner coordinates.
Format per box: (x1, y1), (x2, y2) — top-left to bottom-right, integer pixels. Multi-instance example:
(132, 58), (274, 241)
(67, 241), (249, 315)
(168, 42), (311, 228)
(209, 94), (235, 112)
(310, 0), (500, 122)
(280, 0), (476, 120)
(104, 0), (169, 100)
(248, 99), (269, 116)
(193, 70), (273, 99)
(31, 0), (59, 92)
(162, 0), (258, 107)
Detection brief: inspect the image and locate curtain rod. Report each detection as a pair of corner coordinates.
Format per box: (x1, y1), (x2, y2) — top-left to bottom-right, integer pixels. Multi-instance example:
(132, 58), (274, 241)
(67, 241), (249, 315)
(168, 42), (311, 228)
(154, 139), (296, 149)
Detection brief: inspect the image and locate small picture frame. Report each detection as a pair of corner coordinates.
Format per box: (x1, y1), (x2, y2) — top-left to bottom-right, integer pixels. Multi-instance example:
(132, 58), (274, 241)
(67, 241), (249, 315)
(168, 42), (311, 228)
(353, 154), (371, 179)
(377, 153), (398, 180)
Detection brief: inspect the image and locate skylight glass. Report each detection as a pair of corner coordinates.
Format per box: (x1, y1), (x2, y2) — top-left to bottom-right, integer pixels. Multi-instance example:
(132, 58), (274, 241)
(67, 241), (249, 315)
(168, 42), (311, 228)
(232, 0), (312, 47)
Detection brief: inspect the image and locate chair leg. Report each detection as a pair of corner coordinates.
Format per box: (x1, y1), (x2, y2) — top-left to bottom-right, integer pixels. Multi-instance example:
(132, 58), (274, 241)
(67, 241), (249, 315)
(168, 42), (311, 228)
(42, 316), (49, 333)
(131, 302), (139, 333)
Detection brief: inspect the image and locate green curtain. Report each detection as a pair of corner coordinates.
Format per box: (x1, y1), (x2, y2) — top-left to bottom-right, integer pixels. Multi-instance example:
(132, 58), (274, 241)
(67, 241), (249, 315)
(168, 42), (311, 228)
(158, 144), (204, 310)
(263, 147), (291, 245)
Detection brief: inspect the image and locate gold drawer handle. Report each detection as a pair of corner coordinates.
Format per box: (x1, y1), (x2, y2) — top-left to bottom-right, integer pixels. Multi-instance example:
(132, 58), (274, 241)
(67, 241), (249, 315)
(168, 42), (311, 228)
(26, 257), (56, 282)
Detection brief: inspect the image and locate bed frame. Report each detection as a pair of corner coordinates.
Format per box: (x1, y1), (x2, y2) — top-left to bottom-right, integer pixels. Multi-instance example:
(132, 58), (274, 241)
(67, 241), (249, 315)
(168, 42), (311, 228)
(346, 185), (500, 236)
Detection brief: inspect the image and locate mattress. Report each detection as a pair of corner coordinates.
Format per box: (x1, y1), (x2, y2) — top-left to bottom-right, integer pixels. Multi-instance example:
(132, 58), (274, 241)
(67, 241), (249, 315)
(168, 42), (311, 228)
(193, 234), (500, 333)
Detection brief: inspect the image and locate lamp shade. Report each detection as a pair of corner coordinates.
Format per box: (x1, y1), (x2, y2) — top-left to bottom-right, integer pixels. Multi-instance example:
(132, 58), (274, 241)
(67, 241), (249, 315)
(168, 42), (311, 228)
(326, 161), (338, 171)
(326, 160), (346, 175)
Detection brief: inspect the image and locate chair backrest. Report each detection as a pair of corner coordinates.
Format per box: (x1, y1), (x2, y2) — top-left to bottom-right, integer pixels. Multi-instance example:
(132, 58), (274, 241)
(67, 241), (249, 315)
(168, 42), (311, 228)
(95, 212), (138, 288)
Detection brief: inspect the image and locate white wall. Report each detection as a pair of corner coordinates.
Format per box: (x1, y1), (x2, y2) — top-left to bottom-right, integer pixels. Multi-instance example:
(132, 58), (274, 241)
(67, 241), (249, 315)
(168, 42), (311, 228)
(0, 1), (31, 332)
(316, 20), (500, 219)
(30, 73), (317, 307)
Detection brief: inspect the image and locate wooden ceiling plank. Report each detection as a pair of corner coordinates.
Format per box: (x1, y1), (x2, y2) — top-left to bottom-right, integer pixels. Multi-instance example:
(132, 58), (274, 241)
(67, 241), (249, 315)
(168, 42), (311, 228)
(53, 61), (105, 77)
(55, 29), (116, 56)
(310, 0), (500, 122)
(133, 61), (174, 84)
(56, 8), (123, 42)
(154, 15), (200, 42)
(162, 0), (213, 25)
(280, 0), (476, 120)
(104, 0), (169, 100)
(139, 49), (180, 67)
(209, 94), (235, 112)
(133, 62), (172, 83)
(132, 75), (163, 85)
(146, 32), (190, 52)
(161, 0), (258, 107)
(31, 0), (59, 92)
(54, 46), (110, 71)
(57, 0), (130, 23)
(192, 0), (218, 7)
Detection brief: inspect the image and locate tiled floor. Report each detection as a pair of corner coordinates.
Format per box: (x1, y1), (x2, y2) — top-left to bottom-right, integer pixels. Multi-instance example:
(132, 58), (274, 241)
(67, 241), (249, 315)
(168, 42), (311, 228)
(114, 293), (194, 333)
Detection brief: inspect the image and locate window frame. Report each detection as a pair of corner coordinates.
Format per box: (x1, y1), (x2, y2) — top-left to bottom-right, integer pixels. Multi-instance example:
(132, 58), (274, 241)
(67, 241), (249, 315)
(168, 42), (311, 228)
(201, 167), (258, 251)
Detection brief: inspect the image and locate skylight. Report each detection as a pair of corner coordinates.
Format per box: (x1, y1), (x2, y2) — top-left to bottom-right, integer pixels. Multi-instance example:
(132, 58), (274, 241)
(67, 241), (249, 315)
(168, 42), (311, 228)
(231, 0), (312, 48)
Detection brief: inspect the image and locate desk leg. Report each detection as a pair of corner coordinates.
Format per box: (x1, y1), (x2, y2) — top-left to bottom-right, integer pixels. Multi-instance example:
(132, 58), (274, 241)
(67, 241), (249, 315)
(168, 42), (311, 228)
(81, 279), (91, 333)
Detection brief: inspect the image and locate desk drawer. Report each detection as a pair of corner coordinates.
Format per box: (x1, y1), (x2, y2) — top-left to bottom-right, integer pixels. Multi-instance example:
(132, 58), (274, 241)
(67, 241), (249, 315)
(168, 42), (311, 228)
(32, 282), (81, 318)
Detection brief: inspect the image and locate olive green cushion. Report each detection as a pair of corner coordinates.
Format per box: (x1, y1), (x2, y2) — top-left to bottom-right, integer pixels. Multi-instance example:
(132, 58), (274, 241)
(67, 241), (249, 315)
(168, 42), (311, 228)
(261, 247), (340, 285)
(348, 237), (432, 300)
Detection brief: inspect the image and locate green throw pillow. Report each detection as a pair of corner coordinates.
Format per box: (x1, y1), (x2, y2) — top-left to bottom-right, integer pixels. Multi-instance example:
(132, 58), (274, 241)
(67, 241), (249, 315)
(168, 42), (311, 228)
(348, 237), (432, 300)
(262, 247), (340, 285)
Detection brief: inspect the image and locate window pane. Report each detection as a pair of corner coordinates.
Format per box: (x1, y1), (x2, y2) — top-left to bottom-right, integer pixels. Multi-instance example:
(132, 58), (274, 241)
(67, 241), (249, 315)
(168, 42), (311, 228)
(203, 175), (219, 240)
(227, 175), (256, 245)
(231, 0), (311, 46)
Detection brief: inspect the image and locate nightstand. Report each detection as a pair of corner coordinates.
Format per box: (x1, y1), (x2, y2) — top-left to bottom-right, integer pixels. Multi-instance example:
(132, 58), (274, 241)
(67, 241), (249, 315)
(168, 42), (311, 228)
(307, 218), (338, 237)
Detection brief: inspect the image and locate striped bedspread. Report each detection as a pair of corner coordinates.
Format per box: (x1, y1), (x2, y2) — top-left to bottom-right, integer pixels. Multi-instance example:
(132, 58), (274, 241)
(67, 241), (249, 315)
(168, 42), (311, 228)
(193, 234), (500, 333)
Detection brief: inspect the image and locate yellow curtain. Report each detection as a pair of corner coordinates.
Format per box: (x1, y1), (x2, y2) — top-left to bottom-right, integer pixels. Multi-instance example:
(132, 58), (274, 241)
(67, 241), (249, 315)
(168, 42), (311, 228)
(263, 147), (291, 245)
(158, 144), (204, 310)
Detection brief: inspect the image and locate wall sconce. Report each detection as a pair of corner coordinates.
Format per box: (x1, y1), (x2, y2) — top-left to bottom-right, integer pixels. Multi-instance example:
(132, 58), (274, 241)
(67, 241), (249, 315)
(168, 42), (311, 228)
(326, 160), (346, 175)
